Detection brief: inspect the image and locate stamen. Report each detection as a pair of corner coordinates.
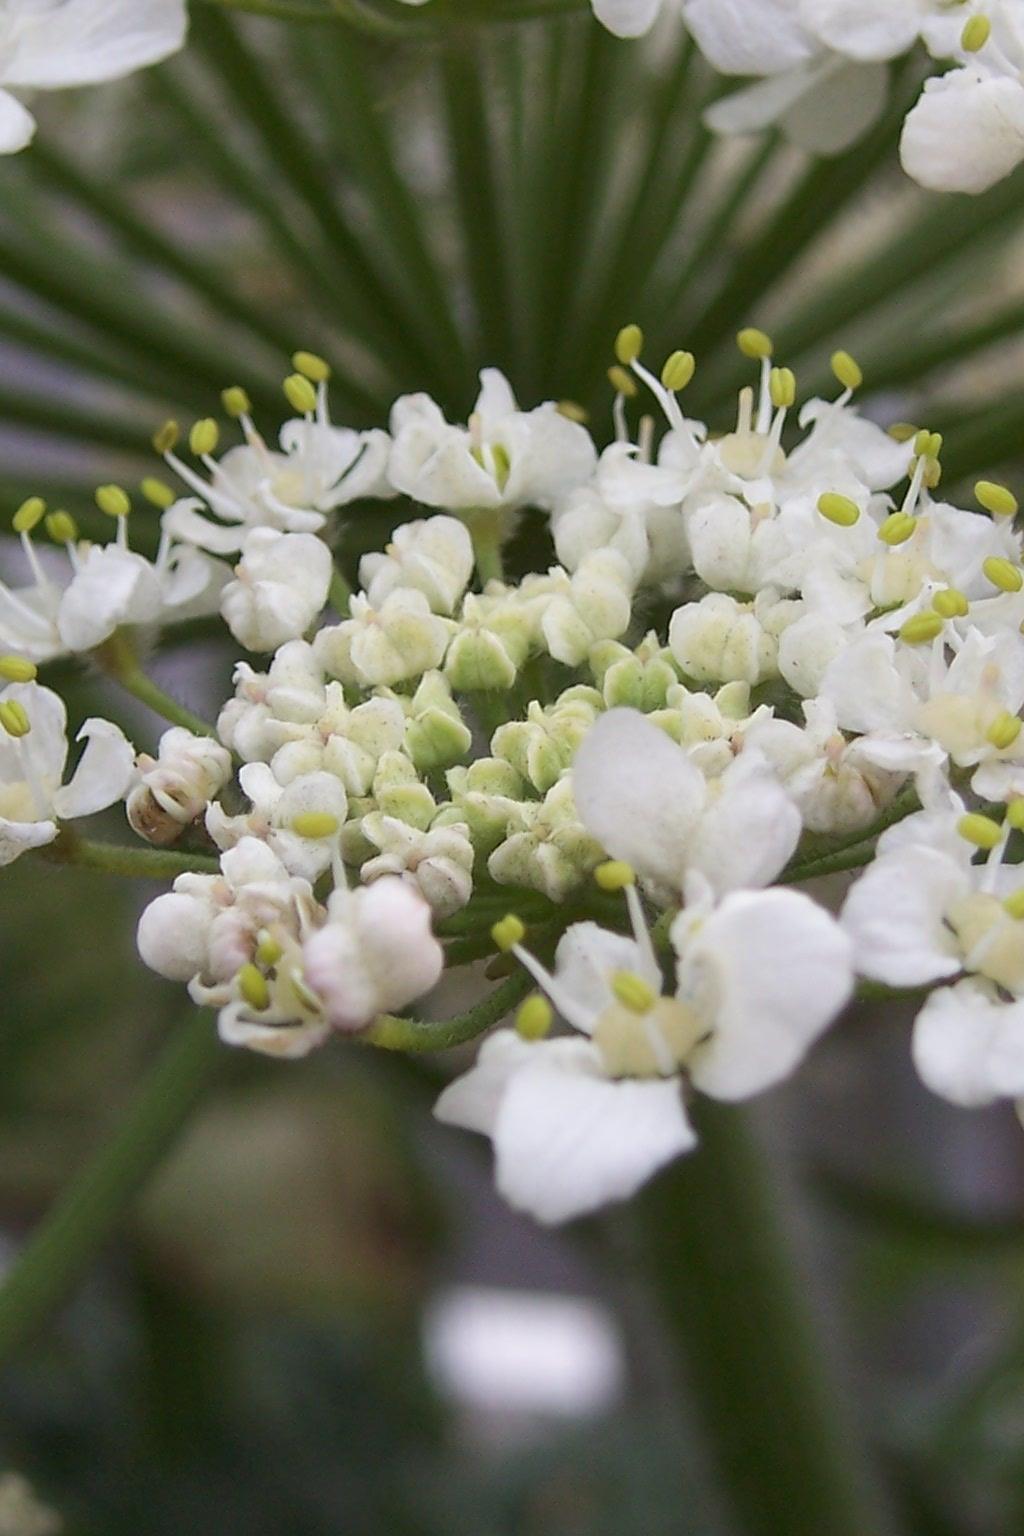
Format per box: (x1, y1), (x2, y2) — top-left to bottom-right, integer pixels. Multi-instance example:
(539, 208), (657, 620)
(516, 994), (553, 1041)
(492, 914), (526, 952)
(610, 970), (656, 1013)
(221, 386), (252, 419)
(0, 655), (36, 683)
(594, 859), (635, 891)
(189, 419), (220, 457)
(256, 929), (283, 966)
(899, 611), (944, 645)
(0, 699), (31, 737)
(958, 812), (1003, 850)
(975, 480), (1018, 518)
(238, 962), (270, 1011)
(614, 324), (644, 366)
(878, 511), (917, 546)
(932, 587), (969, 618)
(290, 811), (341, 838)
(830, 350), (862, 394)
(141, 477), (175, 510)
(817, 492), (860, 528)
(292, 350), (332, 384)
(987, 712), (1022, 750)
(983, 556), (1024, 593)
(283, 373), (317, 416)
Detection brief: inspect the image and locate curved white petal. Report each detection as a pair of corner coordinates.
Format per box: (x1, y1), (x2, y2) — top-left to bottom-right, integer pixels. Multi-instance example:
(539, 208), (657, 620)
(689, 749), (802, 894)
(3, 0), (187, 89)
(840, 846), (965, 986)
(0, 87), (35, 152)
(900, 71), (1024, 195)
(803, 0), (924, 61)
(684, 0), (816, 75)
(591, 0), (663, 38)
(913, 980), (1024, 1108)
(0, 814), (57, 866)
(52, 718), (135, 820)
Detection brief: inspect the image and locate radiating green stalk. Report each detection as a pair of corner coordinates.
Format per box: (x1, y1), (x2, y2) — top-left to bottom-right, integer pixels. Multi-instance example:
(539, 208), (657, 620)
(0, 302), (179, 411)
(0, 1012), (222, 1365)
(812, 1165), (1024, 1258)
(97, 632), (219, 738)
(639, 1101), (899, 1536)
(37, 834), (219, 881)
(364, 969), (531, 1051)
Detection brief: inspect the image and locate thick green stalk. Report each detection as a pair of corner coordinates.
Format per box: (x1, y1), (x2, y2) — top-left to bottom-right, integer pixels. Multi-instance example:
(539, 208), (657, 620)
(364, 969), (530, 1051)
(639, 1100), (898, 1536)
(0, 1012), (222, 1365)
(96, 631), (219, 739)
(37, 833), (219, 881)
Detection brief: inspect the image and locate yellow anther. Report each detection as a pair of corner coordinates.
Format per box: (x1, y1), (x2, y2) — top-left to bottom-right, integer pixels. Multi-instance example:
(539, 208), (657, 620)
(610, 970), (656, 1014)
(914, 429), (942, 459)
(878, 512), (917, 546)
(221, 386), (252, 419)
(975, 480), (1018, 518)
(817, 492), (860, 528)
(1008, 798), (1024, 831)
(152, 419), (180, 455)
(1003, 888), (1024, 920)
(614, 324), (644, 366)
(594, 859), (636, 892)
(769, 366), (796, 410)
(958, 812), (1003, 850)
(737, 327), (773, 360)
(661, 349), (696, 393)
(607, 364), (638, 398)
(0, 699), (30, 738)
(141, 477), (176, 510)
(984, 556), (1024, 593)
(987, 712), (1023, 750)
(290, 811), (340, 839)
(256, 929), (283, 967)
(292, 350), (331, 383)
(95, 484), (131, 519)
(0, 655), (36, 683)
(45, 511), (77, 545)
(887, 422), (918, 443)
(516, 995), (553, 1041)
(962, 13), (991, 50)
(932, 587), (969, 619)
(491, 914), (526, 953)
(899, 611), (944, 645)
(12, 497), (45, 534)
(189, 418), (219, 457)
(557, 400), (589, 424)
(830, 350), (863, 391)
(922, 456), (942, 491)
(283, 373), (318, 415)
(238, 962), (270, 1011)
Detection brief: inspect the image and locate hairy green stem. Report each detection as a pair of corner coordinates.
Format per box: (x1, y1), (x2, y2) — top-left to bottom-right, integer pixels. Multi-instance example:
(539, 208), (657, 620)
(363, 969), (530, 1051)
(37, 831), (219, 881)
(0, 1013), (222, 1365)
(329, 567), (353, 618)
(96, 631), (218, 739)
(780, 789), (920, 887)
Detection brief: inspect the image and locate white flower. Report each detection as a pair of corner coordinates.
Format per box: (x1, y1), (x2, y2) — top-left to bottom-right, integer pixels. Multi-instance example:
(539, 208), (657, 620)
(551, 443), (691, 587)
(0, 0), (187, 154)
(669, 589), (799, 686)
(302, 876), (443, 1031)
(314, 588), (453, 689)
(220, 528), (333, 653)
(572, 708), (801, 902)
(359, 515), (474, 615)
(388, 369), (596, 514)
(0, 682), (134, 864)
(901, 66), (1024, 194)
(126, 727), (232, 846)
(206, 764), (349, 882)
(536, 551), (635, 668)
(435, 876), (851, 1223)
(360, 813), (474, 917)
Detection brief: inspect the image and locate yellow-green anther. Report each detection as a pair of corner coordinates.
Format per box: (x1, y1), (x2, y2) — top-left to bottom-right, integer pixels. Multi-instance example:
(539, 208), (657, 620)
(491, 914), (526, 953)
(13, 497), (45, 534)
(975, 480), (1018, 517)
(292, 350), (331, 383)
(1003, 888), (1024, 920)
(0, 699), (30, 738)
(45, 511), (77, 544)
(95, 484), (130, 519)
(962, 13), (991, 49)
(516, 995), (553, 1041)
(284, 373), (317, 415)
(899, 611), (944, 645)
(557, 400), (589, 424)
(1008, 798), (1024, 831)
(830, 350), (862, 391)
(958, 812), (1003, 850)
(611, 970), (656, 1014)
(769, 366), (796, 410)
(256, 930), (283, 967)
(290, 811), (340, 839)
(737, 327), (773, 360)
(607, 365), (638, 398)
(984, 556), (1024, 593)
(189, 418), (219, 457)
(594, 859), (636, 892)
(238, 962), (270, 1011)
(932, 587), (969, 619)
(152, 419), (180, 454)
(614, 324), (644, 366)
(817, 492), (860, 527)
(914, 429), (942, 458)
(141, 477), (176, 510)
(878, 511), (917, 546)
(0, 655), (36, 683)
(661, 349), (696, 393)
(923, 456), (942, 491)
(987, 712), (1023, 750)
(888, 422), (918, 443)
(221, 386), (252, 419)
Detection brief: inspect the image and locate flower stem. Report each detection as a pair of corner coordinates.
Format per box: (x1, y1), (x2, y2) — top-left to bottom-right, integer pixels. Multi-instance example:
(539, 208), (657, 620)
(37, 830), (219, 880)
(95, 631), (219, 739)
(363, 969), (530, 1052)
(780, 788), (920, 887)
(638, 1100), (899, 1536)
(0, 1012), (222, 1365)
(329, 566), (353, 618)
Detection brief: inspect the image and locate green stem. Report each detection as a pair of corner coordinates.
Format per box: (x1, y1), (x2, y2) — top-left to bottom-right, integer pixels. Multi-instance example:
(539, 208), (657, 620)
(639, 1100), (898, 1536)
(0, 1012), (222, 1365)
(363, 969), (530, 1052)
(472, 528), (505, 587)
(37, 831), (219, 880)
(96, 631), (219, 739)
(780, 789), (919, 887)
(329, 567), (353, 618)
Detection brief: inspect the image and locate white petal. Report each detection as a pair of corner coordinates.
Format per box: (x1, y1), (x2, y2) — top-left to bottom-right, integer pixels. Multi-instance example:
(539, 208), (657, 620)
(52, 718), (135, 819)
(900, 71), (1024, 195)
(803, 0), (923, 61)
(840, 846), (965, 986)
(3, 0), (187, 88)
(681, 889), (853, 1100)
(552, 923), (655, 1029)
(217, 1006), (331, 1059)
(689, 749), (801, 893)
(136, 890), (211, 981)
(591, 0), (662, 37)
(0, 87), (35, 152)
(572, 709), (705, 891)
(684, 0), (816, 75)
(913, 981), (1024, 1108)
(434, 1029), (540, 1136)
(0, 814), (57, 866)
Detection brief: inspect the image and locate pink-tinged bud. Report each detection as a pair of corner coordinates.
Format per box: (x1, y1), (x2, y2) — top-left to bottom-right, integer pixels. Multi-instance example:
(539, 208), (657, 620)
(303, 878), (443, 1032)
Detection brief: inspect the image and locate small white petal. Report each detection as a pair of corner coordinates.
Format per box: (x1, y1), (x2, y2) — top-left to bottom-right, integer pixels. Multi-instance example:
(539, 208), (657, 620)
(913, 981), (1024, 1108)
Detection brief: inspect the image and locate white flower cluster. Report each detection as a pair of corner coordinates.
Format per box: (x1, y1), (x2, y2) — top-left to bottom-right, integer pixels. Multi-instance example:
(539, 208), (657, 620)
(5, 333), (1024, 1224)
(594, 0), (1024, 194)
